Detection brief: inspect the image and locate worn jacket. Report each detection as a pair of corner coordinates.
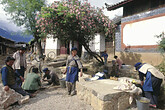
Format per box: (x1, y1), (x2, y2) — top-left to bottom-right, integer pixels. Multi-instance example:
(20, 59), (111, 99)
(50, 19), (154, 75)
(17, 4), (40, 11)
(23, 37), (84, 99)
(1, 65), (18, 86)
(66, 55), (83, 69)
(22, 73), (41, 90)
(12, 51), (27, 69)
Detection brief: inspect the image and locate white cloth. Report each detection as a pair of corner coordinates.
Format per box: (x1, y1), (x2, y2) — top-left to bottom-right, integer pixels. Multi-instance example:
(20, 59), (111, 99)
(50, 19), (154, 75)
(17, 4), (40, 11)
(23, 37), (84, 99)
(139, 64), (164, 81)
(12, 51), (27, 69)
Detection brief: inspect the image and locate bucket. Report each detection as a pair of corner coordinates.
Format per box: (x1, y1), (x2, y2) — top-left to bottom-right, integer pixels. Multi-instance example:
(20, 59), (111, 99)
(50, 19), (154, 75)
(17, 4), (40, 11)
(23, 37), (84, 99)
(59, 78), (66, 88)
(136, 97), (150, 110)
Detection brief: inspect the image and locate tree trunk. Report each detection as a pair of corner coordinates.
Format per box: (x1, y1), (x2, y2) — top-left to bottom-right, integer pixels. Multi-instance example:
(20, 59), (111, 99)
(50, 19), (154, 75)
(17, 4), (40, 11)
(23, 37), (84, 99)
(81, 42), (104, 65)
(35, 37), (43, 57)
(78, 43), (82, 57)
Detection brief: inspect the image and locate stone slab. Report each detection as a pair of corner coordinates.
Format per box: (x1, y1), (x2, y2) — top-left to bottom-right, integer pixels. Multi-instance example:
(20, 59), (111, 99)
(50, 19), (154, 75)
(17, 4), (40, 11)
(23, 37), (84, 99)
(77, 78), (134, 110)
(47, 60), (66, 67)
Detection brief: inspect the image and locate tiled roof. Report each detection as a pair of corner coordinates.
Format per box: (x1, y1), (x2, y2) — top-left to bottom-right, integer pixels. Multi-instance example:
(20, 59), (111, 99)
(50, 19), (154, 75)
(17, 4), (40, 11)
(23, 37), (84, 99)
(105, 0), (134, 11)
(0, 36), (15, 42)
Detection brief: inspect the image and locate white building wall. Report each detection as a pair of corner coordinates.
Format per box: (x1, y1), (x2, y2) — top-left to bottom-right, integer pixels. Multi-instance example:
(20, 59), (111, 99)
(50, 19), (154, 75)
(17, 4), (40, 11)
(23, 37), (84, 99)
(123, 15), (165, 46)
(82, 33), (105, 53)
(45, 35), (60, 56)
(100, 33), (105, 52)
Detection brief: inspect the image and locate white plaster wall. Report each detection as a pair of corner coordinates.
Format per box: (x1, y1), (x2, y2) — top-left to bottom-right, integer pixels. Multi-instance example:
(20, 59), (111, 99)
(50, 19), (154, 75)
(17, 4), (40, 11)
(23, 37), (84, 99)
(95, 33), (101, 52)
(123, 15), (165, 46)
(45, 35), (60, 56)
(82, 33), (105, 52)
(45, 35), (60, 49)
(100, 33), (105, 52)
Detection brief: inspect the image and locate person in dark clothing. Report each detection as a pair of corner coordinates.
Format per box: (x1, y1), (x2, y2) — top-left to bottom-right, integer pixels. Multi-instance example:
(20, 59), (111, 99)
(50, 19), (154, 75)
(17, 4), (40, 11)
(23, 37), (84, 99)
(42, 68), (59, 86)
(1, 56), (35, 98)
(134, 62), (164, 108)
(64, 47), (83, 96)
(101, 51), (108, 65)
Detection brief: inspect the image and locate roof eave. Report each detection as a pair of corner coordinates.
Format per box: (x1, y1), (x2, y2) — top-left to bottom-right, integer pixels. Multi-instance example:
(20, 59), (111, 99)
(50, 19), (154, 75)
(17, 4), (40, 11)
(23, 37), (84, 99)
(106, 0), (134, 11)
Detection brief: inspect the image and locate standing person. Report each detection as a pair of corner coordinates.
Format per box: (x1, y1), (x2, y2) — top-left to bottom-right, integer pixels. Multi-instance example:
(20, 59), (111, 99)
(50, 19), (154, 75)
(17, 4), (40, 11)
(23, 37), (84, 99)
(64, 47), (83, 96)
(42, 68), (59, 86)
(22, 67), (41, 93)
(114, 55), (124, 70)
(13, 47), (27, 86)
(134, 62), (164, 108)
(101, 50), (108, 65)
(1, 56), (34, 97)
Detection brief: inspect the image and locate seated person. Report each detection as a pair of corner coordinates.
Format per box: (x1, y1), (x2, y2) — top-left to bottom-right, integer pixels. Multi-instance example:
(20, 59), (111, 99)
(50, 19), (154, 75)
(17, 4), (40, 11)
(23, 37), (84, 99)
(42, 68), (59, 86)
(22, 67), (41, 93)
(1, 56), (34, 98)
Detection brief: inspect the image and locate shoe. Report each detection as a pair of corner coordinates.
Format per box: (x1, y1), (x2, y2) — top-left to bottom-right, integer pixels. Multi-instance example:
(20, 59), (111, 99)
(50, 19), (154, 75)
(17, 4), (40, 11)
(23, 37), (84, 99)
(67, 91), (71, 95)
(30, 93), (36, 98)
(70, 91), (76, 96)
(149, 104), (157, 108)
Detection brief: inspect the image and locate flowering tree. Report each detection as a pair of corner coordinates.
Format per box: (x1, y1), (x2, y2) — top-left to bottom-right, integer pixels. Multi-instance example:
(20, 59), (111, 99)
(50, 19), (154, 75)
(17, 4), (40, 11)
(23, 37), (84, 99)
(37, 0), (116, 64)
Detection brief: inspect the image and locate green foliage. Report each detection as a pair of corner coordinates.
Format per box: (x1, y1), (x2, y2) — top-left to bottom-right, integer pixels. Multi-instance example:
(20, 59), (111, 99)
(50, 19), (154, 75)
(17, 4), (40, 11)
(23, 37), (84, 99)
(0, 0), (46, 36)
(37, 0), (116, 45)
(156, 32), (165, 75)
(156, 32), (165, 53)
(157, 60), (165, 76)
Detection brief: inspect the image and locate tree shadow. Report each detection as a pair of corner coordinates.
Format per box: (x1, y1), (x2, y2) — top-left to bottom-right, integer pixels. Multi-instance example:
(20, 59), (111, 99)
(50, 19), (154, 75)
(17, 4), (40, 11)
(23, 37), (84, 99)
(120, 52), (142, 65)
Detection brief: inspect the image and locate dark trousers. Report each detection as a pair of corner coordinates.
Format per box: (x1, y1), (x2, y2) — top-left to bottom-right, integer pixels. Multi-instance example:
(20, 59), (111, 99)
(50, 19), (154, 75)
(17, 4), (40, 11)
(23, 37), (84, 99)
(145, 91), (158, 105)
(25, 90), (37, 94)
(16, 66), (25, 86)
(9, 83), (30, 96)
(48, 74), (59, 85)
(66, 82), (76, 94)
(145, 76), (163, 106)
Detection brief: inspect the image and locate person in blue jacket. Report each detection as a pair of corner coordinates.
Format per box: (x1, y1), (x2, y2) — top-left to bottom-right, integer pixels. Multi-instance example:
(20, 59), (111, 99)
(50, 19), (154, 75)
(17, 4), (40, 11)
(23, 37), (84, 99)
(101, 50), (108, 65)
(1, 56), (34, 97)
(134, 62), (164, 108)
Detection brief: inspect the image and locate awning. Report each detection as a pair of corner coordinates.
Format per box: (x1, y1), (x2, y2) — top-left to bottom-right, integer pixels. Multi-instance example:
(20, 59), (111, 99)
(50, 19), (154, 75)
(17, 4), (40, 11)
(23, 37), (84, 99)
(106, 0), (134, 11)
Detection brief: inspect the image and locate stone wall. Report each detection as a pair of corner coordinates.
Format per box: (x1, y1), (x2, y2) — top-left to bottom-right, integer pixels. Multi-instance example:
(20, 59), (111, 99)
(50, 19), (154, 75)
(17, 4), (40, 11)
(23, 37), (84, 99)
(77, 79), (131, 110)
(115, 52), (163, 66)
(122, 7), (165, 24)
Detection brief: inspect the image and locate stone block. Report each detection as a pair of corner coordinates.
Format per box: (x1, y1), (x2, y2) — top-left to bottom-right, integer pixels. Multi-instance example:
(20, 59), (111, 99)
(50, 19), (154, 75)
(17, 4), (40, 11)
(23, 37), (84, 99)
(18, 95), (30, 105)
(77, 78), (132, 110)
(0, 87), (22, 109)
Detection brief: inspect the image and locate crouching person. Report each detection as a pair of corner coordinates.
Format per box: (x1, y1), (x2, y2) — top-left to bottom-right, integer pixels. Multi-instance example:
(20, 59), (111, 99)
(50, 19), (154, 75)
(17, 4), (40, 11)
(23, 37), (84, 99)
(22, 67), (41, 93)
(1, 56), (35, 98)
(64, 47), (83, 96)
(42, 68), (59, 86)
(134, 62), (164, 108)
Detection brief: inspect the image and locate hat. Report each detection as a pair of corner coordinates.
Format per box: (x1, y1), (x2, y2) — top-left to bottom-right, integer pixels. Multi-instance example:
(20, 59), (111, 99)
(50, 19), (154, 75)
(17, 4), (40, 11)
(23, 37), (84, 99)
(134, 62), (142, 67)
(71, 47), (77, 51)
(43, 68), (49, 72)
(5, 56), (15, 62)
(134, 62), (142, 70)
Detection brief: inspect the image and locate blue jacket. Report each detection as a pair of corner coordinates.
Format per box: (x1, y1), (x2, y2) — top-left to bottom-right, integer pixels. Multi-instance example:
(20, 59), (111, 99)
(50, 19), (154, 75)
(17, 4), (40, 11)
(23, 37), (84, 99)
(1, 65), (20, 86)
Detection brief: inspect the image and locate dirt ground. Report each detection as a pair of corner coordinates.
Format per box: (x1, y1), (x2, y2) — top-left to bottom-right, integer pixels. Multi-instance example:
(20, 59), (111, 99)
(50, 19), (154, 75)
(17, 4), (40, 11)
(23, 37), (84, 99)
(9, 86), (93, 110)
(0, 54), (164, 110)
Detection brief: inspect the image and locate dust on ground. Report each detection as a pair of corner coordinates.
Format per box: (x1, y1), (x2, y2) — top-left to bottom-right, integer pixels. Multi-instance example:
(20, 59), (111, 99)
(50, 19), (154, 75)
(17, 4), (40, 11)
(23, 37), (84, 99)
(11, 86), (93, 110)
